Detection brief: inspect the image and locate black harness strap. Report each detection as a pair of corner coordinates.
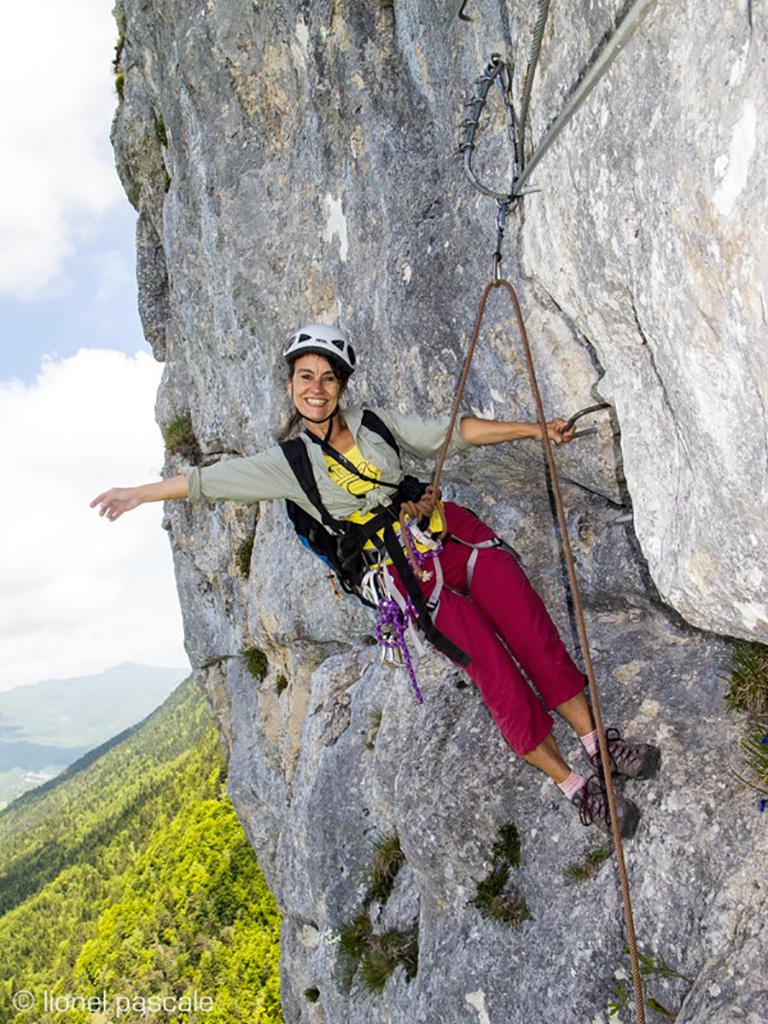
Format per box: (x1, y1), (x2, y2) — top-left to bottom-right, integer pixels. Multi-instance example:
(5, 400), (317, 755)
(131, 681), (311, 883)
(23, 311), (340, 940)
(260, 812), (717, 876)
(361, 408), (401, 457)
(281, 436), (400, 545)
(281, 438), (343, 533)
(303, 412), (402, 490)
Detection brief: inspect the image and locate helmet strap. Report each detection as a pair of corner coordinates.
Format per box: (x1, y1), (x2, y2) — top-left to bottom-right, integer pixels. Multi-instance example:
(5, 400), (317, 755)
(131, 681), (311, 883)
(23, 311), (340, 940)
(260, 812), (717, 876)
(322, 410), (337, 443)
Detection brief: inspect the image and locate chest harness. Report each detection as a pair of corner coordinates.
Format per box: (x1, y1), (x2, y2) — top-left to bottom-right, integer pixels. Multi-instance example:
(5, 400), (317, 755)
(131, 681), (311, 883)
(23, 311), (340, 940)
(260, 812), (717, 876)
(278, 409), (513, 701)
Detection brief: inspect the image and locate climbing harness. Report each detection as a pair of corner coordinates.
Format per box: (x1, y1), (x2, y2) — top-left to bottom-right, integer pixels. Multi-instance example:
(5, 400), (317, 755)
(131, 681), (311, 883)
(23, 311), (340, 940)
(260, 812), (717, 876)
(280, 409), (529, 700)
(279, 409), (473, 672)
(447, 7), (659, 1021)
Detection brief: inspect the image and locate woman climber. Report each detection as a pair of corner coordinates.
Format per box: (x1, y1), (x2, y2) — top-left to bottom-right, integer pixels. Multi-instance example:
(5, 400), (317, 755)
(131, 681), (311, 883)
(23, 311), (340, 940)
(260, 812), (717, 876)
(91, 323), (659, 838)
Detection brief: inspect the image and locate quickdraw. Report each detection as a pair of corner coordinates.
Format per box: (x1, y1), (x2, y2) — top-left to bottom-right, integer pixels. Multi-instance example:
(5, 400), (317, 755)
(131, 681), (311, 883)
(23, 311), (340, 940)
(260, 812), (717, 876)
(368, 517), (444, 705)
(374, 594), (424, 704)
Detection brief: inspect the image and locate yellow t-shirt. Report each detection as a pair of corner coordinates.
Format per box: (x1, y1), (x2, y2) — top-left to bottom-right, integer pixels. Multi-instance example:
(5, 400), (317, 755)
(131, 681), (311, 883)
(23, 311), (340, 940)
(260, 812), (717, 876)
(323, 443), (443, 551)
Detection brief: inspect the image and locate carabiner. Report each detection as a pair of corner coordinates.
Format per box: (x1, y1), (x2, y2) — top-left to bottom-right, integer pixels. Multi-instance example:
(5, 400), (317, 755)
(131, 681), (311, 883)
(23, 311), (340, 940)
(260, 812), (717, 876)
(491, 199), (511, 284)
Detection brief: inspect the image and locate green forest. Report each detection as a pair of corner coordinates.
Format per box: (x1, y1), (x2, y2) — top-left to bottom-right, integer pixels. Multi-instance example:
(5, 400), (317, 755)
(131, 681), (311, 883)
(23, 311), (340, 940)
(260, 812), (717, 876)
(0, 676), (282, 1023)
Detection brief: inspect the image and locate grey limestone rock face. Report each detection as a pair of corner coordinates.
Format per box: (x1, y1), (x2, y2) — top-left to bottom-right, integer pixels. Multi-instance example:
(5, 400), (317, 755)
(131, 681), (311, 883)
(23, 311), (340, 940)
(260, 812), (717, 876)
(112, 1), (767, 1021)
(518, 0), (767, 644)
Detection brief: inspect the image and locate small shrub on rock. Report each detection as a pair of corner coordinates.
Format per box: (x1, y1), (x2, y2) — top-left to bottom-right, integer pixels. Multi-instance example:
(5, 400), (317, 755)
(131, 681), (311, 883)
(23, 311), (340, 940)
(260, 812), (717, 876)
(242, 647), (268, 681)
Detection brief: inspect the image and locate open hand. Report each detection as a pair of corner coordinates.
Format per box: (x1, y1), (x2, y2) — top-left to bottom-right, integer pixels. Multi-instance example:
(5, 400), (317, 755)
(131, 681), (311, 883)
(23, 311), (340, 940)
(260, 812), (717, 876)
(90, 487), (141, 522)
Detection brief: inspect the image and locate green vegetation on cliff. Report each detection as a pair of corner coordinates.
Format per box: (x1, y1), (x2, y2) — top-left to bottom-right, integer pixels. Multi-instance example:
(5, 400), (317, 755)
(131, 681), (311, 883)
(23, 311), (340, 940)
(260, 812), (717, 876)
(0, 676), (282, 1023)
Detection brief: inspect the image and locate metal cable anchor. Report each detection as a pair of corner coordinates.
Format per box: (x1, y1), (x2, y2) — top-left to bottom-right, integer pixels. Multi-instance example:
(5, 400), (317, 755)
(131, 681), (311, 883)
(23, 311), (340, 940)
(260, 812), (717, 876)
(564, 402), (612, 438)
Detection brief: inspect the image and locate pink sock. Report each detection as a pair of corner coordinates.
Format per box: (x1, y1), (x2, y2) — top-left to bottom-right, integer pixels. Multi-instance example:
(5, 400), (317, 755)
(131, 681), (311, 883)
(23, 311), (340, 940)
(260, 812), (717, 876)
(580, 729), (599, 758)
(557, 770), (586, 801)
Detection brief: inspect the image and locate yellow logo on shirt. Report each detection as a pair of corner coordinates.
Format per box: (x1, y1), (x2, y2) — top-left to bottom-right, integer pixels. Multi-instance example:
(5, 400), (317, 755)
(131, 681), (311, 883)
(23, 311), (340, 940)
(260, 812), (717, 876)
(324, 444), (381, 497)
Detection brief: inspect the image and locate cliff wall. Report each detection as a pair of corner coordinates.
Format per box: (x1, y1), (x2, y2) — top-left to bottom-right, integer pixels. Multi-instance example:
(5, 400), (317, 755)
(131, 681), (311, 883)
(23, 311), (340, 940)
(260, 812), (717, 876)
(112, 2), (766, 1021)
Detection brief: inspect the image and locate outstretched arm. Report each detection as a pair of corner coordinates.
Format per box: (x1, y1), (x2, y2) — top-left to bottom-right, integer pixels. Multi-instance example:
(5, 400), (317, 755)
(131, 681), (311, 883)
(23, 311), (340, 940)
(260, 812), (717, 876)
(459, 415), (575, 446)
(90, 474), (189, 522)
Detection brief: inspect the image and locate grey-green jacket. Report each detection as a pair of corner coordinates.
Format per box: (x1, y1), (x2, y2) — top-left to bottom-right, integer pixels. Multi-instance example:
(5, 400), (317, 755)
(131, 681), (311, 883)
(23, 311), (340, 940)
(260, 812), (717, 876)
(185, 405), (471, 522)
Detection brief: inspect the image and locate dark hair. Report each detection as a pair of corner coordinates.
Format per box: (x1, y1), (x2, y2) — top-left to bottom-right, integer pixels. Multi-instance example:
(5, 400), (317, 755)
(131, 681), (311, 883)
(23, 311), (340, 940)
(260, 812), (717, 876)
(276, 352), (350, 441)
(288, 351), (352, 385)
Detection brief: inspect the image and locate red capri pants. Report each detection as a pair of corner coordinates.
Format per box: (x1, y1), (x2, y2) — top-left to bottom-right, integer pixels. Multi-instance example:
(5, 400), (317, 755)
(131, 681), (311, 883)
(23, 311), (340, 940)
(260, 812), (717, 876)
(388, 502), (586, 755)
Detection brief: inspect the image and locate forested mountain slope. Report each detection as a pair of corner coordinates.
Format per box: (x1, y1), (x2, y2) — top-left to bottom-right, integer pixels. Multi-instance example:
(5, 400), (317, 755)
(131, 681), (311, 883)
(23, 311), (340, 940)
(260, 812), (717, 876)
(0, 676), (282, 1024)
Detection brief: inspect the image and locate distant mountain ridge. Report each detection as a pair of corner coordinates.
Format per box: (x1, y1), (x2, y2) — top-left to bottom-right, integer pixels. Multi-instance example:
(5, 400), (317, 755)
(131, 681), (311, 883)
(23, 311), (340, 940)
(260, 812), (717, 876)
(0, 662), (188, 808)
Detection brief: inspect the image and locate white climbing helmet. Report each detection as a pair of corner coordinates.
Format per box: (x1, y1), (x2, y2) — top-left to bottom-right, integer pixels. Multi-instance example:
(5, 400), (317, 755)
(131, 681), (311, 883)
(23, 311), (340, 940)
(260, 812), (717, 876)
(283, 323), (356, 374)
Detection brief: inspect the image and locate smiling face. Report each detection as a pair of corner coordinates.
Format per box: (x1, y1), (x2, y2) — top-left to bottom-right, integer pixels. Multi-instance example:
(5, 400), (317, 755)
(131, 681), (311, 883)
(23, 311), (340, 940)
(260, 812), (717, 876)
(287, 352), (344, 422)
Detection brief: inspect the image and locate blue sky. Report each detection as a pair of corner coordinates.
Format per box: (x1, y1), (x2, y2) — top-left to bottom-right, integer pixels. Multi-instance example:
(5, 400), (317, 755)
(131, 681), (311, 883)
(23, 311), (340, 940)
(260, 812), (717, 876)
(0, 0), (188, 690)
(1, 202), (146, 384)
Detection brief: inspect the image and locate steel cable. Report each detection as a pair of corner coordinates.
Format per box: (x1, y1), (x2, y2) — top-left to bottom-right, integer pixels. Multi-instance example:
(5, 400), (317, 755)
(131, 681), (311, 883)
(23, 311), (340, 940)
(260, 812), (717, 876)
(518, 0), (551, 166)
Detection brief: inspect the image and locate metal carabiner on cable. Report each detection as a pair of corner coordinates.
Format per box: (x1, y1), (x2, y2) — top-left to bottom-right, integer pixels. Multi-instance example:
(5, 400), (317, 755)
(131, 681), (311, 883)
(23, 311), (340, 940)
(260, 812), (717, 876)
(460, 54), (542, 281)
(492, 200), (510, 283)
(459, 55), (519, 204)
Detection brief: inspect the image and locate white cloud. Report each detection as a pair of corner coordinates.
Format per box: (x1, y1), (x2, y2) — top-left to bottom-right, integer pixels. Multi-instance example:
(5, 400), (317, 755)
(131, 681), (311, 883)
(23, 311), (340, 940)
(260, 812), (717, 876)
(0, 1), (122, 298)
(0, 350), (189, 690)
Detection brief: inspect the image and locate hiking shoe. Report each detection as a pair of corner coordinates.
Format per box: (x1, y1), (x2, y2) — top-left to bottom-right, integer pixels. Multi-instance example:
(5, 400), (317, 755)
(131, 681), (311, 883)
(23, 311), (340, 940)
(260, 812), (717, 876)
(571, 774), (640, 839)
(591, 728), (661, 781)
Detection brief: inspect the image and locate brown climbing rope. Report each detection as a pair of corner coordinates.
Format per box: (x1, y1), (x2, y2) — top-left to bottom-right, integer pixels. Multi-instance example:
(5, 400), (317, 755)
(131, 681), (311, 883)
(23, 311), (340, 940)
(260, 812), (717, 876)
(431, 278), (646, 1024)
(447, 21), (661, 1012)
